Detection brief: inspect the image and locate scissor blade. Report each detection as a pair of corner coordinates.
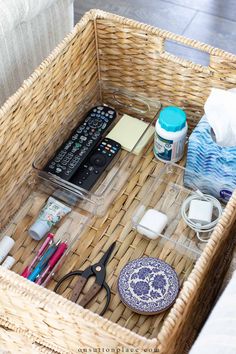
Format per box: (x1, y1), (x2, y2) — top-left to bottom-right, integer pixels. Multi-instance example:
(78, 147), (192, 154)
(99, 241), (116, 266)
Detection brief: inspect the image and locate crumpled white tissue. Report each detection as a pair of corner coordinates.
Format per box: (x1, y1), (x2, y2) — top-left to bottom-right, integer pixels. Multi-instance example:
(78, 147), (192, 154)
(204, 88), (236, 147)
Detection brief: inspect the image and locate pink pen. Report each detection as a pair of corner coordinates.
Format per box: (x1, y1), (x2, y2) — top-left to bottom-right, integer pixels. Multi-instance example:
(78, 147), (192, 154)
(21, 233), (54, 278)
(36, 241), (68, 285)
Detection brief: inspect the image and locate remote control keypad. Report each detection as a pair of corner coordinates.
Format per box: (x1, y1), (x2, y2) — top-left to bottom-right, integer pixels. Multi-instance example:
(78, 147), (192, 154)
(44, 106), (116, 180)
(70, 138), (121, 191)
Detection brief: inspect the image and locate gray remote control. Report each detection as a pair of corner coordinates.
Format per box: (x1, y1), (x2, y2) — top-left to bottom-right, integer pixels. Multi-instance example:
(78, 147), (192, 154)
(44, 106), (116, 181)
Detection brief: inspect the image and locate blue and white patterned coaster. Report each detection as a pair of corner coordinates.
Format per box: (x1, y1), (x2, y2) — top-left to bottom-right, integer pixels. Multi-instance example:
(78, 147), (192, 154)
(118, 257), (179, 315)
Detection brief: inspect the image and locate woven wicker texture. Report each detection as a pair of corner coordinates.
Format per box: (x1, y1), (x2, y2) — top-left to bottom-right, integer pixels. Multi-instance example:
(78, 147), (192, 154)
(0, 326), (55, 353)
(0, 9), (236, 354)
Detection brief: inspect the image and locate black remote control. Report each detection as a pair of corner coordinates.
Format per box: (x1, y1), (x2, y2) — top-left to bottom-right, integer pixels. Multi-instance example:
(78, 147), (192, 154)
(70, 138), (121, 191)
(44, 106), (117, 181)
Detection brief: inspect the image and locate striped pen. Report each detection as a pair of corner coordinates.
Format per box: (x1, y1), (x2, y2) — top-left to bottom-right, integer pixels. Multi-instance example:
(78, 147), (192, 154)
(35, 241), (68, 285)
(27, 240), (60, 282)
(21, 233), (54, 278)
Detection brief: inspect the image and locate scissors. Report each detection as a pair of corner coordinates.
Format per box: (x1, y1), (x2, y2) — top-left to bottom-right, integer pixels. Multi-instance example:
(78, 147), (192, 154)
(54, 242), (116, 315)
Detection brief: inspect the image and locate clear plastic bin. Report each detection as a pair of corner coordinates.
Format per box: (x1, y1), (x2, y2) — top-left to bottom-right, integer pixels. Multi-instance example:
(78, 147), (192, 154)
(132, 163), (221, 260)
(33, 86), (162, 216)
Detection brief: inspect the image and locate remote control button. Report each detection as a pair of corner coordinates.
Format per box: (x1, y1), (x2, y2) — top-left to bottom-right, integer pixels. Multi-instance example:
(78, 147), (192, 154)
(90, 154), (107, 167)
(94, 170), (99, 174)
(65, 141), (73, 147)
(97, 106), (103, 110)
(76, 127), (84, 134)
(56, 167), (62, 173)
(74, 143), (81, 149)
(108, 110), (114, 114)
(72, 134), (79, 140)
(88, 117), (103, 129)
(88, 166), (94, 171)
(86, 141), (93, 147)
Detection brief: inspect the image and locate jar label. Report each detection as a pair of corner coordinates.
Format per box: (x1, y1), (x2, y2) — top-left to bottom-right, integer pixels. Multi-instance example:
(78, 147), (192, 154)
(154, 132), (185, 162)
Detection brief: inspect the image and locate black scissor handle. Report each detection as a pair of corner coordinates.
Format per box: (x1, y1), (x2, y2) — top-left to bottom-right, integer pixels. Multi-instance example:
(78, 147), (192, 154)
(100, 281), (111, 316)
(54, 270), (83, 293)
(54, 271), (111, 316)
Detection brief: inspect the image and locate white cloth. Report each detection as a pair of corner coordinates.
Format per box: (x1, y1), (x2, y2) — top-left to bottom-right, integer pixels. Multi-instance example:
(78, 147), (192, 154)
(0, 0), (74, 106)
(190, 270), (236, 354)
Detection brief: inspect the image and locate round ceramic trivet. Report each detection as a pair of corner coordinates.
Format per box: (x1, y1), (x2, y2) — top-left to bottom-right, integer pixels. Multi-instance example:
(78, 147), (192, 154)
(118, 257), (179, 315)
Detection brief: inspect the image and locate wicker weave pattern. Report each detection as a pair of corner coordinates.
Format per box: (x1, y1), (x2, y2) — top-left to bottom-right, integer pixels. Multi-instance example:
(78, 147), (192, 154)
(0, 9), (236, 354)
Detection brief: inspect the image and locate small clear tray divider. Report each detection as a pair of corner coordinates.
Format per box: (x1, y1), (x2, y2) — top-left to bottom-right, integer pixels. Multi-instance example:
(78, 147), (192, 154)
(33, 87), (162, 216)
(132, 163), (208, 260)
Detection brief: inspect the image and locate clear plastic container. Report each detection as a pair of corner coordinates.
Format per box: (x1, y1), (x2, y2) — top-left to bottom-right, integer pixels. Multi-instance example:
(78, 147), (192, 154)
(0, 177), (92, 286)
(33, 86), (162, 217)
(132, 163), (221, 260)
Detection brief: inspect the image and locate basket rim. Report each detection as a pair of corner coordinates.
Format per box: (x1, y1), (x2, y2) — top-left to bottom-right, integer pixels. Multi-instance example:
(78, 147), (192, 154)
(0, 9), (236, 352)
(90, 8), (236, 58)
(1, 8), (236, 118)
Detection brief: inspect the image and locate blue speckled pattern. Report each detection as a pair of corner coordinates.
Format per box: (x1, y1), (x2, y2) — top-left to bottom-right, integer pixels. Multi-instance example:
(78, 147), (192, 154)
(118, 257), (179, 314)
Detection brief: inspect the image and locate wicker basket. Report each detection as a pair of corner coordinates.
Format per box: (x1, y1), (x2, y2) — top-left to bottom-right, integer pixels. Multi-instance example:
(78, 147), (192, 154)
(0, 9), (236, 354)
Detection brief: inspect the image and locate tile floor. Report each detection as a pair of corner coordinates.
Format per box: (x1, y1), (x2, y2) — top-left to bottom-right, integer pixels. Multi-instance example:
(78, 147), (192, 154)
(74, 0), (236, 65)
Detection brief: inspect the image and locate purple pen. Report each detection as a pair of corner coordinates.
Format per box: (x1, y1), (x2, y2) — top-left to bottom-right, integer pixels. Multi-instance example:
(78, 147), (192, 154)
(21, 233), (54, 278)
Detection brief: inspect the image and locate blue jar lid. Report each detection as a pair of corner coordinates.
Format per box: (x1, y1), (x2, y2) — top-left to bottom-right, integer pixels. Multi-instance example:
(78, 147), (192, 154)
(159, 106), (186, 132)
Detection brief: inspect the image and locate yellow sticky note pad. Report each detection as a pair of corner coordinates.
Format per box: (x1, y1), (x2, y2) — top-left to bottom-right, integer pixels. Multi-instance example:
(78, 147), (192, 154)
(107, 114), (154, 155)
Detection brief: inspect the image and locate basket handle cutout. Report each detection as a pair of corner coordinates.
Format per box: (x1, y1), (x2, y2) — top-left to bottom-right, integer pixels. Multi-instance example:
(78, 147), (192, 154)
(164, 39), (211, 68)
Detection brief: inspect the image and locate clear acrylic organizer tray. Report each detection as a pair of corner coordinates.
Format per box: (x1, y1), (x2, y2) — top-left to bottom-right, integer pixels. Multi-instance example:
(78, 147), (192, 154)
(33, 86), (162, 217)
(132, 163), (222, 261)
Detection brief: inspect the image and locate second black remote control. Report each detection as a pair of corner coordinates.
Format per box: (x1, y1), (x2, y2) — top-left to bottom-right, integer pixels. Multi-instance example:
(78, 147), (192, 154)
(70, 138), (121, 191)
(44, 106), (117, 181)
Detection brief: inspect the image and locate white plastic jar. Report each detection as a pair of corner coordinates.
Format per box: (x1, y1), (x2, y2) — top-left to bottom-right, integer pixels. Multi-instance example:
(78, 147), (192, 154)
(154, 106), (187, 162)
